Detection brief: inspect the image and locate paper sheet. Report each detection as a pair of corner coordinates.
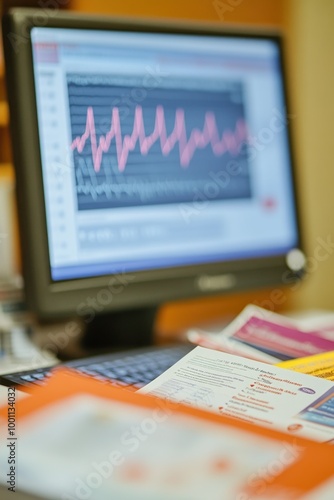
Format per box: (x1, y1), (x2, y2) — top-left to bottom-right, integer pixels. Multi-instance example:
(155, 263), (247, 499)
(278, 351), (334, 381)
(141, 346), (334, 442)
(188, 305), (334, 363)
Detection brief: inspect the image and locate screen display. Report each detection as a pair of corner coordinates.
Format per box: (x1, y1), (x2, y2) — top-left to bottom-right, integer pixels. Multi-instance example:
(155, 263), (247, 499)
(30, 27), (298, 282)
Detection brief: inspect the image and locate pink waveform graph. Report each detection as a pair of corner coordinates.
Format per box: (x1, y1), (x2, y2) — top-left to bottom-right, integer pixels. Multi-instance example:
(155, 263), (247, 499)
(71, 105), (248, 173)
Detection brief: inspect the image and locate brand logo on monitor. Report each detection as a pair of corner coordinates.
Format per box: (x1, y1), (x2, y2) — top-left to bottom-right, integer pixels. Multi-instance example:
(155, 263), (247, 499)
(197, 274), (236, 292)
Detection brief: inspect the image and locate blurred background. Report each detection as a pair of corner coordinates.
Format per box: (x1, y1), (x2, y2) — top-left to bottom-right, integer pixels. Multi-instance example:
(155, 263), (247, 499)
(0, 0), (333, 335)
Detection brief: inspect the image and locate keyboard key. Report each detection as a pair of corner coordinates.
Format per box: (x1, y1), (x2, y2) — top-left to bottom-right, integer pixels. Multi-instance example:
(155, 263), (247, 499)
(0, 344), (193, 390)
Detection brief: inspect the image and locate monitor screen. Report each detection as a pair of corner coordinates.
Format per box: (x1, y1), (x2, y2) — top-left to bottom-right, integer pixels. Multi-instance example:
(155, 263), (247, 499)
(2, 9), (304, 346)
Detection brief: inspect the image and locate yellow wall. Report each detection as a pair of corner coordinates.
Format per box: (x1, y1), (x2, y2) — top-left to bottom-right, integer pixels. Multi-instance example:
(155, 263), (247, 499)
(71, 0), (284, 25)
(284, 0), (334, 312)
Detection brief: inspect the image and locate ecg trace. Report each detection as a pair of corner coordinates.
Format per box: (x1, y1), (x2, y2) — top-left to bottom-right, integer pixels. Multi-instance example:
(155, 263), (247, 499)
(71, 105), (248, 173)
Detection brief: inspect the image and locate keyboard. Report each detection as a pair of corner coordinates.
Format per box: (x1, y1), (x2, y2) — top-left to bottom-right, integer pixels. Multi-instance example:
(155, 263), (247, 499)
(0, 343), (193, 391)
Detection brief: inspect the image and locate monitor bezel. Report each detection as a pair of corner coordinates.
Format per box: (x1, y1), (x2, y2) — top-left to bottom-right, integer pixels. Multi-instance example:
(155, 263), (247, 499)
(2, 8), (303, 319)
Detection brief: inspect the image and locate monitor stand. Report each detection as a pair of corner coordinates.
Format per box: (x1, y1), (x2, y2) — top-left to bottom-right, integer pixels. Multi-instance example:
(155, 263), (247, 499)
(80, 306), (158, 353)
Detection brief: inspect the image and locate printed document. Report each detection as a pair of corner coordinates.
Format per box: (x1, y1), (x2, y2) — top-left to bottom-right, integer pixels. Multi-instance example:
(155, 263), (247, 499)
(141, 346), (334, 443)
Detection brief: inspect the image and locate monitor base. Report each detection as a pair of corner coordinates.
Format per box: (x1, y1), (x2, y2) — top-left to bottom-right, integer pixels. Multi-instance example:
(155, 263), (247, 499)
(80, 306), (158, 352)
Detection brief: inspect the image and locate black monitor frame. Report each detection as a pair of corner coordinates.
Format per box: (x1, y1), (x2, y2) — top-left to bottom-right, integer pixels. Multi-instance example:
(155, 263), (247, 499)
(2, 8), (304, 349)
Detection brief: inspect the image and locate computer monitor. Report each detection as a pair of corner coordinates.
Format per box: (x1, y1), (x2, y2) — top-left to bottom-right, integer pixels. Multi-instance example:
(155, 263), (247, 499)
(2, 8), (304, 350)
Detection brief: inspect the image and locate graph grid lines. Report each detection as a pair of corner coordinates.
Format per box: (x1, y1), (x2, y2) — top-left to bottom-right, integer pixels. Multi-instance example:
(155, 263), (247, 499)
(67, 76), (252, 210)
